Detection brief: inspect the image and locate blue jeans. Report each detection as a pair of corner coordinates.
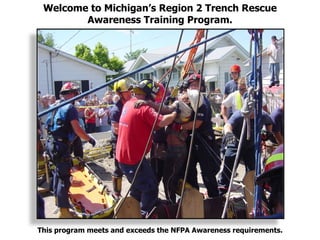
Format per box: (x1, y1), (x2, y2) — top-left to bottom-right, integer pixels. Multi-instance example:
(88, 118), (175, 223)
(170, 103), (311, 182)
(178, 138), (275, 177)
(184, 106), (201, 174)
(269, 63), (280, 84)
(119, 158), (158, 215)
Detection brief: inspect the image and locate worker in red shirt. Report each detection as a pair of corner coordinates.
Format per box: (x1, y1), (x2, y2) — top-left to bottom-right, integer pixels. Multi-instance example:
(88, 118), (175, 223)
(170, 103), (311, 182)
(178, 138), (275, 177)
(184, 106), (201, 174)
(116, 79), (178, 217)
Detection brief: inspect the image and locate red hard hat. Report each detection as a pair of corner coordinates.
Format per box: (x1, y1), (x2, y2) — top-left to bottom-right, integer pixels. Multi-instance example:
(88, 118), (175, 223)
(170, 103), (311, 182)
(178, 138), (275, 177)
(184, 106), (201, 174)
(60, 82), (80, 95)
(187, 73), (202, 83)
(230, 64), (241, 73)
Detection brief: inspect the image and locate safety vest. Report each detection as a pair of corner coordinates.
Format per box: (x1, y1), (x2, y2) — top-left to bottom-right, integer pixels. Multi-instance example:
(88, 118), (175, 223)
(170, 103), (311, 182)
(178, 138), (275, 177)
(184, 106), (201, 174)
(235, 91), (243, 110)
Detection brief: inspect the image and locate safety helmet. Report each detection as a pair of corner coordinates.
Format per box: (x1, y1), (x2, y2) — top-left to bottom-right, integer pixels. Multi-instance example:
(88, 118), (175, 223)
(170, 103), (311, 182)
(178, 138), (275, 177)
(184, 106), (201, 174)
(60, 82), (80, 95)
(187, 73), (202, 84)
(133, 79), (158, 97)
(230, 64), (241, 73)
(256, 144), (284, 189)
(114, 78), (132, 92)
(186, 73), (205, 91)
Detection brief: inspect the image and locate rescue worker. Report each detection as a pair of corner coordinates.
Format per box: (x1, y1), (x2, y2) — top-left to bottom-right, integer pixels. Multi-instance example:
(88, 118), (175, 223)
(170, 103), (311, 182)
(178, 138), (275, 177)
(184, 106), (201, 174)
(45, 82), (96, 218)
(109, 78), (132, 198)
(255, 144), (284, 218)
(116, 79), (178, 217)
(221, 77), (247, 123)
(218, 109), (274, 195)
(132, 81), (191, 203)
(180, 73), (221, 198)
(224, 64), (241, 99)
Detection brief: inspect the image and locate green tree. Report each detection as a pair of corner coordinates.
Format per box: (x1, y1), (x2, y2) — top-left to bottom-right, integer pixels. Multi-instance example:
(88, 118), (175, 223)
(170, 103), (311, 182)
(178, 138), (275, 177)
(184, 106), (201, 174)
(75, 43), (93, 62)
(124, 48), (148, 61)
(37, 31), (55, 47)
(75, 42), (124, 73)
(109, 55), (124, 73)
(92, 42), (109, 68)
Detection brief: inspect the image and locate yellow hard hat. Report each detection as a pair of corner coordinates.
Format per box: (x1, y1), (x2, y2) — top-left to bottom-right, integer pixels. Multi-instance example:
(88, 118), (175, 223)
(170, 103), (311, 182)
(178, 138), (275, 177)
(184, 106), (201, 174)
(114, 78), (132, 92)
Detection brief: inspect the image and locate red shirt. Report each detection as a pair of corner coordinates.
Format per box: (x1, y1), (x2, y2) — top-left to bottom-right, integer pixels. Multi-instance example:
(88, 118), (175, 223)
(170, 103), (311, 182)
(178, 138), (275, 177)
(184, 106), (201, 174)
(116, 97), (163, 165)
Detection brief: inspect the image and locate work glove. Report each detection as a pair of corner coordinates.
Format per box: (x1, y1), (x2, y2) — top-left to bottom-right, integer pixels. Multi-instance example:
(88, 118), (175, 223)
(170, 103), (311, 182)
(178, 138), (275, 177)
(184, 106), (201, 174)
(88, 137), (96, 147)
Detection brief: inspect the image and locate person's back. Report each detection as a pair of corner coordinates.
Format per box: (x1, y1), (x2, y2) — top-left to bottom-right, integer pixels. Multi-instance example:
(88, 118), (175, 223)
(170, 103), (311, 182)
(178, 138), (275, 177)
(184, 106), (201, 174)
(117, 97), (160, 165)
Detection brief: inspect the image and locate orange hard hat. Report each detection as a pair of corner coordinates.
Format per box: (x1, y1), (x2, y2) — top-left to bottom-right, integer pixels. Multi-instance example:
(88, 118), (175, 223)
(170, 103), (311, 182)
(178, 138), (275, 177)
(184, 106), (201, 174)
(230, 64), (241, 73)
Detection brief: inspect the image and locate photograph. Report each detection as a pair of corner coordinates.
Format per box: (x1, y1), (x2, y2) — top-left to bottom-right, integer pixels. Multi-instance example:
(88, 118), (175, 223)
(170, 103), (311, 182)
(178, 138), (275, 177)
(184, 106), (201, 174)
(36, 29), (284, 220)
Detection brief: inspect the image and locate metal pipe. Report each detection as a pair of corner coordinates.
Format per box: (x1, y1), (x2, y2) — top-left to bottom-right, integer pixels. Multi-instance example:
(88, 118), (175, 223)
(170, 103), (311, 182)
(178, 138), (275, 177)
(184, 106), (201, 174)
(38, 29), (236, 118)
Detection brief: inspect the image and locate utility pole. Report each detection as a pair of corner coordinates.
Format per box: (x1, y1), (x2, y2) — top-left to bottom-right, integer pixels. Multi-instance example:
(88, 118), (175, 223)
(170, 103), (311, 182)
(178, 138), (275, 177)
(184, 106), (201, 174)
(130, 30), (134, 53)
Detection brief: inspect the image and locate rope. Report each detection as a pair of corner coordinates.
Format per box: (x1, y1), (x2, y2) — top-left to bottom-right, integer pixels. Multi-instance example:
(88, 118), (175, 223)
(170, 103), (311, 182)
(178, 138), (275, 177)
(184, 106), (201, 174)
(113, 30), (185, 218)
(175, 29), (208, 219)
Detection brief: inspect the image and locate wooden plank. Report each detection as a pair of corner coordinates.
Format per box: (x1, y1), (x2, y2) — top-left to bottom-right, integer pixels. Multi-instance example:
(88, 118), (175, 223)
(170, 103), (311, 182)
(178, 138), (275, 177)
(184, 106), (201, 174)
(114, 196), (142, 219)
(181, 188), (204, 218)
(242, 170), (255, 218)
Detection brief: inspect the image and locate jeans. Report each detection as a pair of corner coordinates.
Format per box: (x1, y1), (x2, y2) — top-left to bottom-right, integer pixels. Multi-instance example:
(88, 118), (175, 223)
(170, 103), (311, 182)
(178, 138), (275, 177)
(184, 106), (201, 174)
(269, 62), (280, 84)
(119, 158), (158, 214)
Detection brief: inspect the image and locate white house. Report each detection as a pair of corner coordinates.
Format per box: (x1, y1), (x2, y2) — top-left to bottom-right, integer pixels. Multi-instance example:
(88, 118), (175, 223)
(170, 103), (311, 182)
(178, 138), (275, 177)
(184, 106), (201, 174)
(127, 33), (250, 93)
(37, 43), (117, 99)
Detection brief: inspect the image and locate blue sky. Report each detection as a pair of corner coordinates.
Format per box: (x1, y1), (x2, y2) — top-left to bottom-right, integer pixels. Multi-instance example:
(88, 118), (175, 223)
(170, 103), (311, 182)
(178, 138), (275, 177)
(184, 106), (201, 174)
(39, 29), (283, 60)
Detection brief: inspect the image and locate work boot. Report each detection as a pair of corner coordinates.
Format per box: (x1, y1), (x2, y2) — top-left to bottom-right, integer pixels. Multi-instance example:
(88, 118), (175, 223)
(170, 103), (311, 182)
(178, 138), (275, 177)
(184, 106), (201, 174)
(58, 208), (79, 219)
(112, 176), (122, 199)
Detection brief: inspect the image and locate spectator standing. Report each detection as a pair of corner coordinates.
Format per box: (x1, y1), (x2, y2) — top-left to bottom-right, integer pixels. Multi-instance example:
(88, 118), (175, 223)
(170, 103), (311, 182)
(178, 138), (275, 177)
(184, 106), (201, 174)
(267, 36), (281, 87)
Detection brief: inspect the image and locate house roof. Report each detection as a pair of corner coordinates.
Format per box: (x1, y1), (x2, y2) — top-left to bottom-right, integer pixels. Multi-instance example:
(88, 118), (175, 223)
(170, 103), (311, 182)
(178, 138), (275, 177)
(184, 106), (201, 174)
(205, 45), (237, 61)
(38, 43), (117, 75)
(123, 60), (135, 72)
(128, 33), (249, 71)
